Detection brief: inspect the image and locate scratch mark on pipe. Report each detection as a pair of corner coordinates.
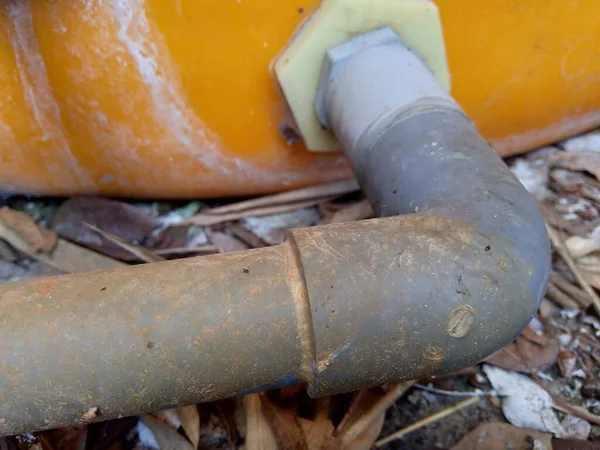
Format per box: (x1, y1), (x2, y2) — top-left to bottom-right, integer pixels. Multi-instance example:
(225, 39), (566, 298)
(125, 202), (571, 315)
(317, 341), (352, 372)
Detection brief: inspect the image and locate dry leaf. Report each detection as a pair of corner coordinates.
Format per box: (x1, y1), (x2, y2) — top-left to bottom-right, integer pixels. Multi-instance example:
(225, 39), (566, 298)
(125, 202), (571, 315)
(483, 365), (566, 436)
(551, 168), (588, 192)
(565, 235), (599, 259)
(546, 283), (580, 309)
(0, 207), (57, 253)
(337, 389), (387, 450)
(83, 223), (165, 263)
(300, 399), (339, 450)
(178, 405), (200, 448)
(0, 212), (124, 274)
(38, 239), (125, 273)
(340, 382), (413, 448)
(259, 394), (307, 450)
(244, 394), (278, 450)
(51, 197), (172, 261)
(141, 415), (194, 450)
(551, 151), (600, 181)
(557, 350), (577, 377)
(486, 325), (559, 372)
(450, 422), (553, 450)
(550, 272), (593, 308)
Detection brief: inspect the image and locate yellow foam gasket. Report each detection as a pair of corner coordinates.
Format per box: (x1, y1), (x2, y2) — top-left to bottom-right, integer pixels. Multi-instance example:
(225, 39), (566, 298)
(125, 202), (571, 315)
(275, 0), (450, 152)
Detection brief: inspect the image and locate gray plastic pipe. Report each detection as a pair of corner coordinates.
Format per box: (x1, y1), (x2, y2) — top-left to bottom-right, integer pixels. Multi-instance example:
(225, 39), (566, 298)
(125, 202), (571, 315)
(0, 28), (549, 435)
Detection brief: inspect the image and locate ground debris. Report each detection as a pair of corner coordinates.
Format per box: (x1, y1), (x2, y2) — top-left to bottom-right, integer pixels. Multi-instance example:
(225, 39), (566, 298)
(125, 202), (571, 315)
(450, 422), (553, 450)
(486, 320), (559, 372)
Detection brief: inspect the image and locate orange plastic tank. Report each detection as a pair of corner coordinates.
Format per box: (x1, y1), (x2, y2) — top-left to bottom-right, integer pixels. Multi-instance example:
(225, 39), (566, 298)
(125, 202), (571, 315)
(0, 0), (599, 198)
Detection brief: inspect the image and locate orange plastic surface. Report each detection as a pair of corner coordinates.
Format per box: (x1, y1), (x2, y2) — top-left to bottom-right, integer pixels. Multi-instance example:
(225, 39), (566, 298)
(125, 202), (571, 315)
(0, 0), (599, 198)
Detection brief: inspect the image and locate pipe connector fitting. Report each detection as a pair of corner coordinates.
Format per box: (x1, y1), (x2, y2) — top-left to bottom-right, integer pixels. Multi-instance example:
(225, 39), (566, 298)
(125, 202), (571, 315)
(308, 27), (551, 395)
(314, 27), (460, 159)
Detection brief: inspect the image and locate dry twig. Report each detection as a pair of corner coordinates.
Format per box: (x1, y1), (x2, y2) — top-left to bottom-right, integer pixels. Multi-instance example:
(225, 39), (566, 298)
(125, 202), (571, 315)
(546, 224), (600, 316)
(83, 222), (165, 263)
(550, 271), (593, 308)
(186, 180), (359, 226)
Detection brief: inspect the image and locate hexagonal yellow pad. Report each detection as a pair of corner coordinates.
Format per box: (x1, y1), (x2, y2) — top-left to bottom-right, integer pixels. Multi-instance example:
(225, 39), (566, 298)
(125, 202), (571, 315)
(275, 0), (450, 152)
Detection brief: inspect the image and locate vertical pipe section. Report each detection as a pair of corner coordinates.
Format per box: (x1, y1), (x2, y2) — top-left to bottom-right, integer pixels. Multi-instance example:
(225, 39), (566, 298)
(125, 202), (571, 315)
(0, 245), (307, 434)
(305, 28), (550, 396)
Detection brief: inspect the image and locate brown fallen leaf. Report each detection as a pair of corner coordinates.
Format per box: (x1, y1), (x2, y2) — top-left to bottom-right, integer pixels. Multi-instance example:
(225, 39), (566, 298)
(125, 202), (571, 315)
(178, 405), (200, 448)
(340, 381), (414, 448)
(551, 151), (600, 182)
(244, 394), (278, 450)
(51, 197), (178, 261)
(299, 398), (339, 450)
(546, 283), (581, 309)
(551, 397), (600, 426)
(335, 389), (387, 450)
(36, 239), (125, 273)
(259, 394), (307, 450)
(450, 422), (553, 450)
(550, 271), (593, 308)
(486, 324), (559, 372)
(0, 210), (124, 274)
(547, 224), (600, 317)
(83, 223), (165, 263)
(141, 415), (194, 450)
(557, 350), (577, 377)
(0, 207), (57, 253)
(551, 168), (588, 192)
(540, 202), (595, 237)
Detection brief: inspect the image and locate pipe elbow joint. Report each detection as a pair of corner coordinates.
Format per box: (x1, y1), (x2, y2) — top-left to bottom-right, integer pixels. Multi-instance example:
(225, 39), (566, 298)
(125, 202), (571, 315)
(304, 28), (551, 396)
